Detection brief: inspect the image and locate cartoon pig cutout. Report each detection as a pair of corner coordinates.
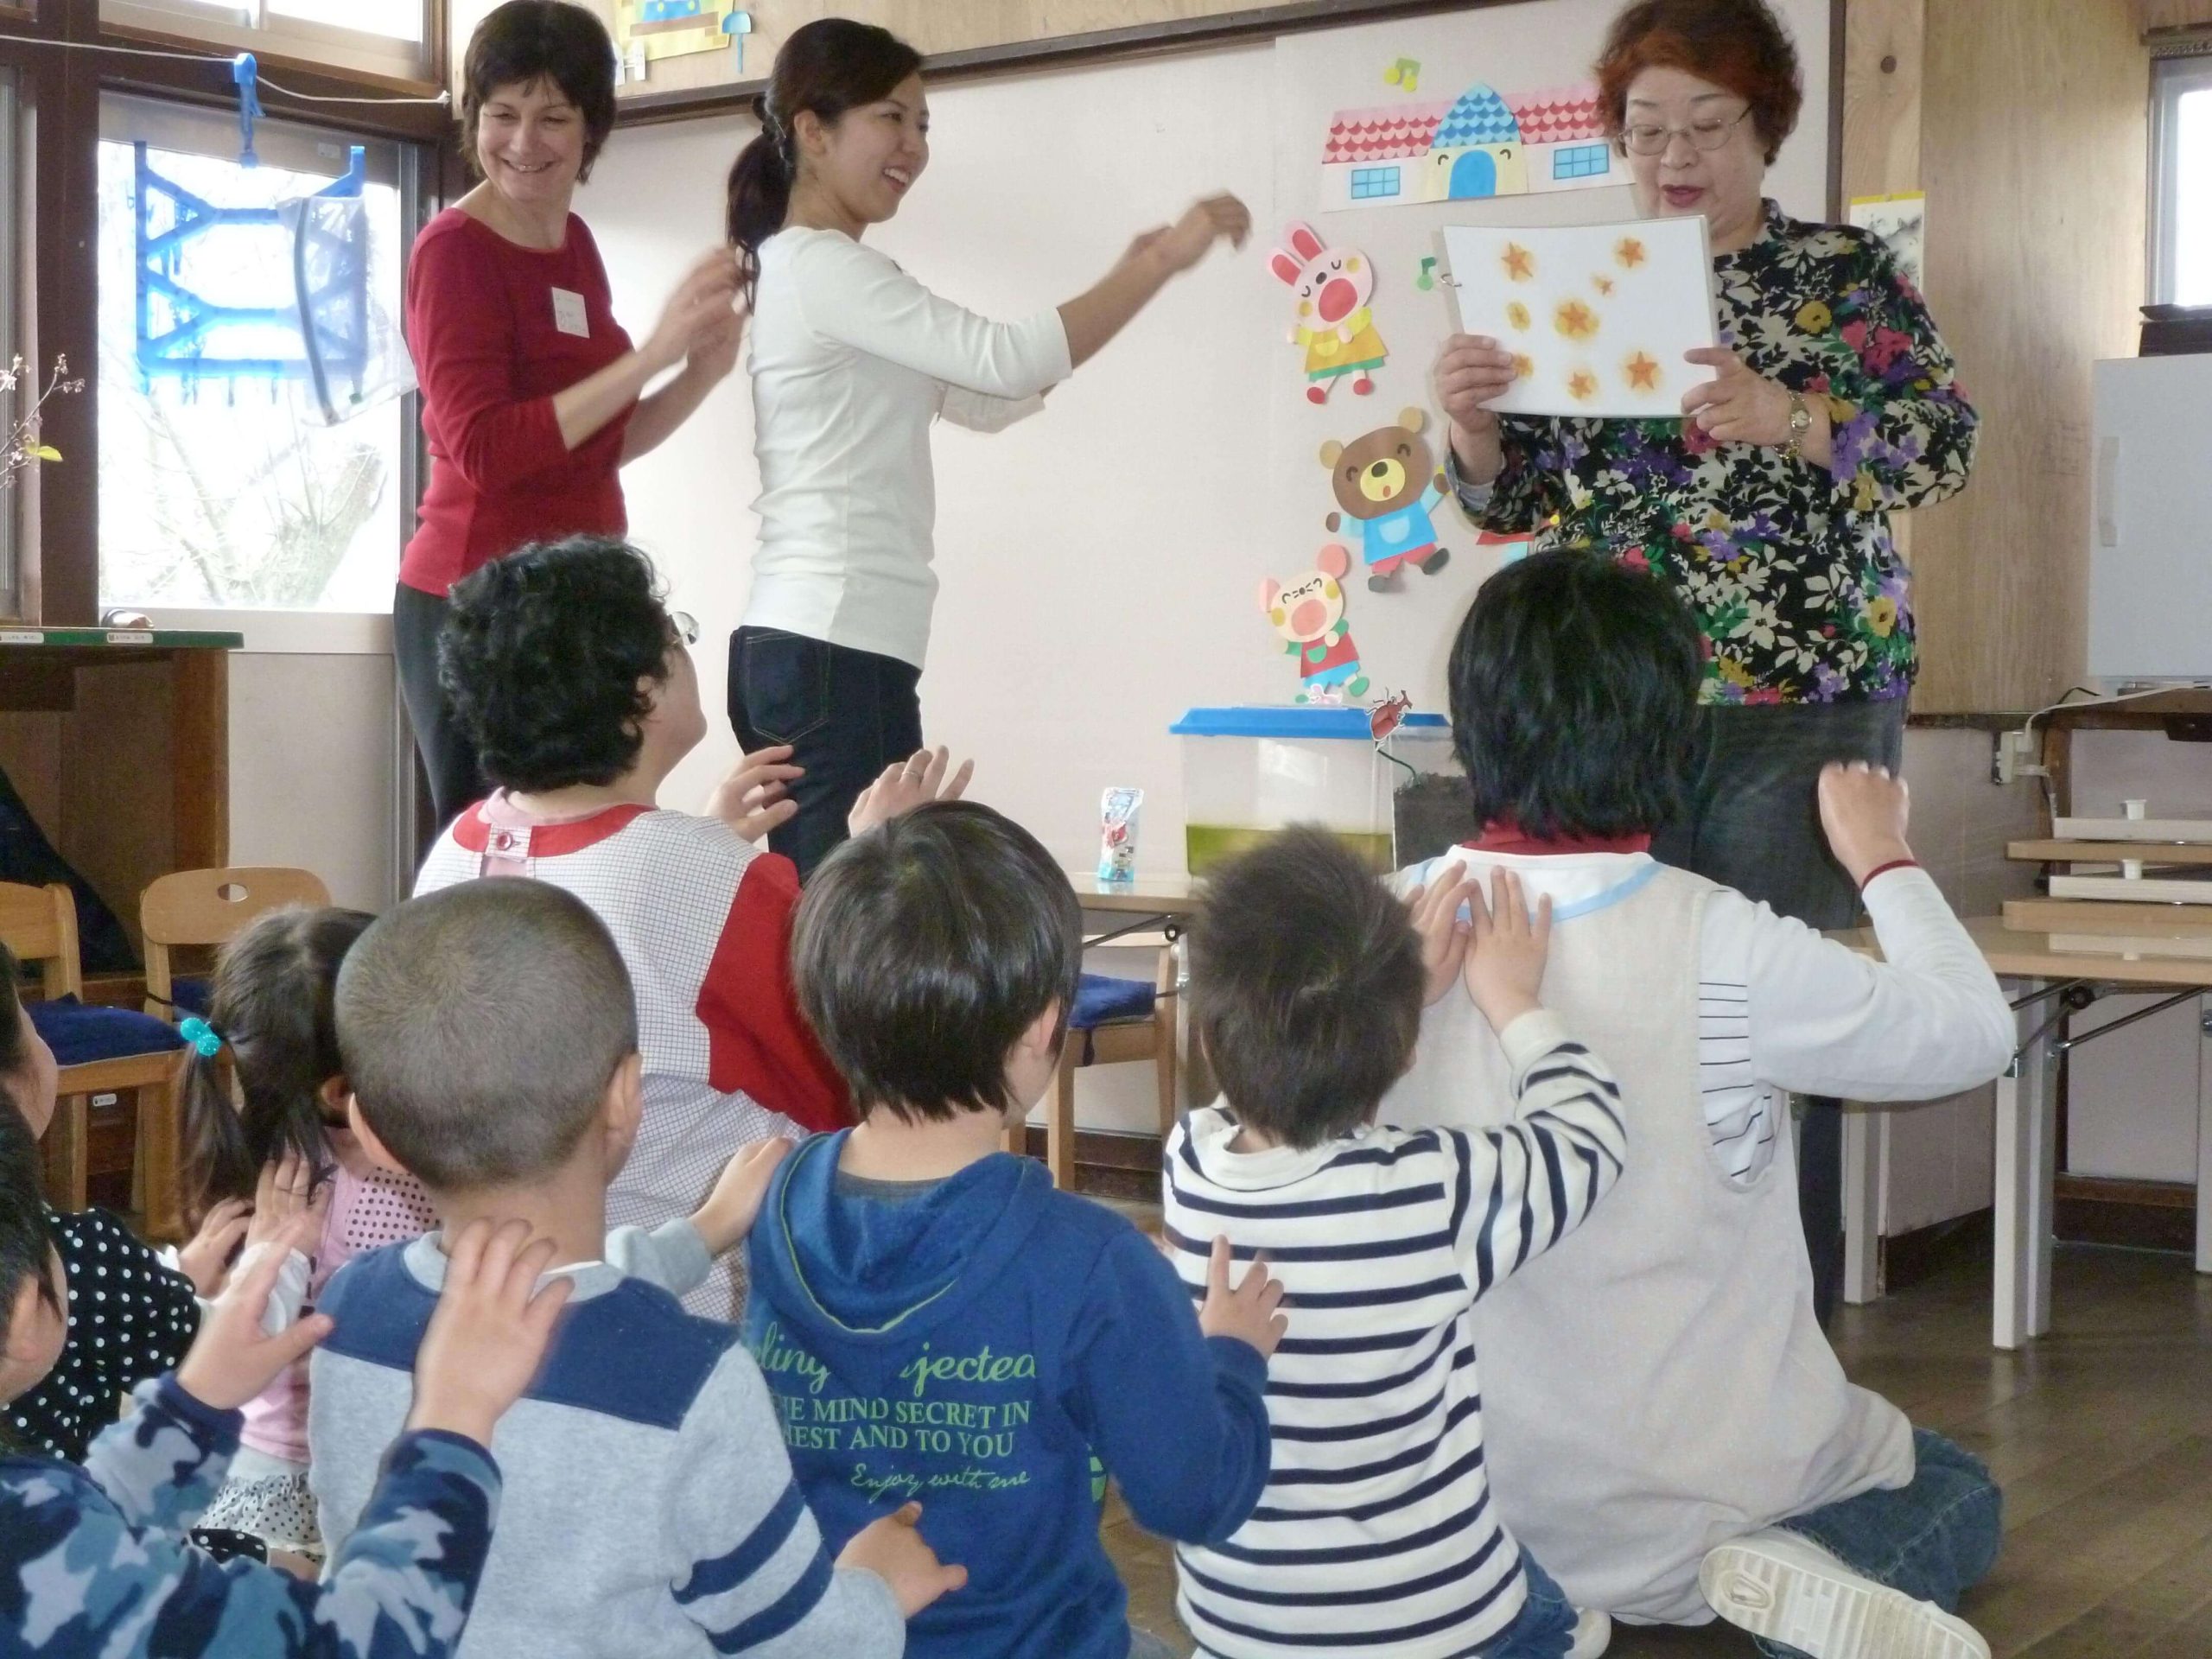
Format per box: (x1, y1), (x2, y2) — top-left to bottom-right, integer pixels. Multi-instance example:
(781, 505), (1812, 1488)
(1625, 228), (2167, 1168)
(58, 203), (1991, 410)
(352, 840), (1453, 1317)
(1262, 543), (1371, 704)
(1270, 221), (1388, 405)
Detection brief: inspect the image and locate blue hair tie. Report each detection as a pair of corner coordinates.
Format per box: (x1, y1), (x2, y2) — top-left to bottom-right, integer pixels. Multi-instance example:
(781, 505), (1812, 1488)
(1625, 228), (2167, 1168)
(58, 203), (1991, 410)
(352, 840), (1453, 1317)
(180, 1016), (223, 1058)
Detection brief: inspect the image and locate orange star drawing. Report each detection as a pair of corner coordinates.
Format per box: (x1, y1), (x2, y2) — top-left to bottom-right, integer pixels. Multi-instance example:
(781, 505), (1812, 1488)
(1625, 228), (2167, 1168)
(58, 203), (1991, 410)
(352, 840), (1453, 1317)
(1567, 369), (1599, 403)
(1505, 302), (1531, 331)
(1615, 237), (1647, 269)
(1512, 353), (1535, 380)
(1501, 242), (1536, 282)
(1554, 299), (1600, 341)
(1624, 351), (1661, 391)
(1592, 275), (1616, 296)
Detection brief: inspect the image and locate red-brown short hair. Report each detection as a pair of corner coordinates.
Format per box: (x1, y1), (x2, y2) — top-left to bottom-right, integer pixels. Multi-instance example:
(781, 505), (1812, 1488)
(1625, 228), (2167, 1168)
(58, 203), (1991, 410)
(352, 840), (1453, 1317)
(1595, 0), (1803, 164)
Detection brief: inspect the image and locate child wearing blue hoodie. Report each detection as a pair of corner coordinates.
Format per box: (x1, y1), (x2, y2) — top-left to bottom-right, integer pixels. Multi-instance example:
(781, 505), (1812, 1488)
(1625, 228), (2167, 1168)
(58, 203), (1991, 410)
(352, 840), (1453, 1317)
(746, 801), (1285, 1659)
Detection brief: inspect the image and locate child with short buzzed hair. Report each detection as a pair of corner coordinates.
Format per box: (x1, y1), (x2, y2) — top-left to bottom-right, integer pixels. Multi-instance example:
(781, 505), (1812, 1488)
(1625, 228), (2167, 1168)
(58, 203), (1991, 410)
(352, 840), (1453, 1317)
(309, 878), (960, 1658)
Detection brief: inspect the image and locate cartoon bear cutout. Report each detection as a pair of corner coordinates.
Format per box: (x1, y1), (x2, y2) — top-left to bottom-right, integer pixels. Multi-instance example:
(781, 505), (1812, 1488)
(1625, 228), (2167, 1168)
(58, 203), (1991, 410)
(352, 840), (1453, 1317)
(1269, 221), (1387, 405)
(1261, 543), (1370, 704)
(1320, 407), (1452, 592)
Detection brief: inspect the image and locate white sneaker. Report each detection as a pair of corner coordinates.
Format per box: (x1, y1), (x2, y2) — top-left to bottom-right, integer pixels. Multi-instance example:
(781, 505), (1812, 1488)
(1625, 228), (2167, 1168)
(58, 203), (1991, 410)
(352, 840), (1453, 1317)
(1699, 1529), (1989, 1659)
(1565, 1607), (1611, 1657)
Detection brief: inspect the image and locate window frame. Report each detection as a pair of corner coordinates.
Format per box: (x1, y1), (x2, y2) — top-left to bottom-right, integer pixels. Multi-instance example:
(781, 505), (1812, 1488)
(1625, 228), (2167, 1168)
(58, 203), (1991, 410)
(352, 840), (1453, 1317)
(99, 1), (436, 89)
(2150, 53), (2212, 306)
(0, 0), (453, 628)
(96, 90), (428, 651)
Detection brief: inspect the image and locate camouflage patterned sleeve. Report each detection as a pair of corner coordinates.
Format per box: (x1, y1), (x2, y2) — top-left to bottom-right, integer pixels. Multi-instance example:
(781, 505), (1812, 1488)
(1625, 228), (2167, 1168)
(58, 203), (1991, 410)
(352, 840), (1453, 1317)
(79, 1374), (238, 1532)
(5, 1388), (500, 1659)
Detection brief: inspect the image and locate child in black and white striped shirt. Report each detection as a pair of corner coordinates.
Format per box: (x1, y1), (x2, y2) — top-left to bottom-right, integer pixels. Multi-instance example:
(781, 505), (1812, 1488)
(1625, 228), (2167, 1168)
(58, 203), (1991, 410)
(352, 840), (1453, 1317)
(1163, 827), (1623, 1659)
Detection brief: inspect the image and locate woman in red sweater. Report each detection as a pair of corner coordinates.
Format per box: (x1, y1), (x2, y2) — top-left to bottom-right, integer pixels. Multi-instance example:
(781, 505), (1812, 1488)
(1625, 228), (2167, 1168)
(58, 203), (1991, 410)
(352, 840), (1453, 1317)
(399, 0), (741, 838)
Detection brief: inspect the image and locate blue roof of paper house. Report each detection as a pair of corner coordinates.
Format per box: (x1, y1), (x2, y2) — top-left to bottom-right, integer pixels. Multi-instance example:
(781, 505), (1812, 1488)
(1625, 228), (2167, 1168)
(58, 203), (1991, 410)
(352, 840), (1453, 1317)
(1433, 84), (1521, 149)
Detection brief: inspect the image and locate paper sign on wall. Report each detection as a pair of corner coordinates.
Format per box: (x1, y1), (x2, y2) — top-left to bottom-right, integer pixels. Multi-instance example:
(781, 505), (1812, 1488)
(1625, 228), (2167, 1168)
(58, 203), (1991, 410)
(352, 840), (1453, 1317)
(1319, 82), (1622, 213)
(1848, 192), (1926, 295)
(1439, 217), (1716, 418)
(614, 0), (741, 61)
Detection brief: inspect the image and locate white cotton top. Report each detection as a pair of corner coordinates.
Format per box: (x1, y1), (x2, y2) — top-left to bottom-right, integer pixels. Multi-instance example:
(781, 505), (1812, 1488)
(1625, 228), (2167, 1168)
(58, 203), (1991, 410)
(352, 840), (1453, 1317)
(745, 226), (1072, 668)
(1397, 852), (2016, 1184)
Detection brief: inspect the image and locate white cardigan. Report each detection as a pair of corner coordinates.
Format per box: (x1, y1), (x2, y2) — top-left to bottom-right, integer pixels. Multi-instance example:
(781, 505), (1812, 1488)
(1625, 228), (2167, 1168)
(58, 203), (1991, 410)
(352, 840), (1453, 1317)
(744, 226), (1072, 668)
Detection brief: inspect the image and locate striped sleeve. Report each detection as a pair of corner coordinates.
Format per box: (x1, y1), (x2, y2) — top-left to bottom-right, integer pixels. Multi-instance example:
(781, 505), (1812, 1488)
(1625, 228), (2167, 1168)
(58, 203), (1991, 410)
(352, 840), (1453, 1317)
(668, 1345), (903, 1656)
(1449, 1010), (1626, 1295)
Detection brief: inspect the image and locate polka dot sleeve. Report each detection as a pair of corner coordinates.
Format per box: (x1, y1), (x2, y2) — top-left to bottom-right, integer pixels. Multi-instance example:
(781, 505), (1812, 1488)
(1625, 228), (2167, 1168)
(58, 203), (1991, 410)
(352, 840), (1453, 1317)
(6, 1208), (202, 1463)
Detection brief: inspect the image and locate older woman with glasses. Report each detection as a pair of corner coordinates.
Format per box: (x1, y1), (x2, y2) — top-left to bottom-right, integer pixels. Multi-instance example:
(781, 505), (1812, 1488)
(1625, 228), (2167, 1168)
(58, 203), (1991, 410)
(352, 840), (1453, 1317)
(1431, 0), (1978, 1331)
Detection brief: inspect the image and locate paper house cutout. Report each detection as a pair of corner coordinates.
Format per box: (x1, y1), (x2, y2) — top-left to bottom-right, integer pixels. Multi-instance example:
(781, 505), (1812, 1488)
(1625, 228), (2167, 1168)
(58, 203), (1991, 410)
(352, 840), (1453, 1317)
(1320, 82), (1617, 213)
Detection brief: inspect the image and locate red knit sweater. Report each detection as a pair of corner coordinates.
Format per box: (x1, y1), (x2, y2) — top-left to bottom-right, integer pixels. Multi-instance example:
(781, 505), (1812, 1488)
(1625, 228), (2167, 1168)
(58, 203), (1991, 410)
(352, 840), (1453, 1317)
(398, 208), (634, 597)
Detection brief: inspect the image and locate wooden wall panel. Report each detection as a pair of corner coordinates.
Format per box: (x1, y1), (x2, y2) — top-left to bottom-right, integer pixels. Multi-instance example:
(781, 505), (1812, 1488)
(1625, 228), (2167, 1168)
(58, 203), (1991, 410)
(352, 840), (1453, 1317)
(1908, 0), (2147, 714)
(2139, 0), (2212, 34)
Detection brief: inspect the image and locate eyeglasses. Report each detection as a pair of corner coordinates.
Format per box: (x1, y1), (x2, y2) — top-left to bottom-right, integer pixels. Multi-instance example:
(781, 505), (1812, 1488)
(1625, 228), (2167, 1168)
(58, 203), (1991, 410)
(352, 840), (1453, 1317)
(1620, 106), (1753, 156)
(669, 610), (699, 646)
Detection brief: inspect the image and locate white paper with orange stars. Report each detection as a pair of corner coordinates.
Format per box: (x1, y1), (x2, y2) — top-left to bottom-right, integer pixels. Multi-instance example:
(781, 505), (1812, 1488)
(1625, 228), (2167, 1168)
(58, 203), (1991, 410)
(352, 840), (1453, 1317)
(1440, 216), (1717, 418)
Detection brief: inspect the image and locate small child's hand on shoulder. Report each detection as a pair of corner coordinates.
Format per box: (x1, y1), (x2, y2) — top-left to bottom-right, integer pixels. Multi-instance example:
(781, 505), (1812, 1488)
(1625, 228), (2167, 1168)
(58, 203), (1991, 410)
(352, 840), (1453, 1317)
(836, 1500), (969, 1618)
(1463, 868), (1553, 1033)
(175, 1196), (251, 1299)
(174, 1205), (333, 1412)
(405, 1218), (572, 1448)
(1197, 1235), (1287, 1359)
(1407, 868), (1479, 1007)
(1817, 760), (1914, 887)
(692, 1137), (795, 1255)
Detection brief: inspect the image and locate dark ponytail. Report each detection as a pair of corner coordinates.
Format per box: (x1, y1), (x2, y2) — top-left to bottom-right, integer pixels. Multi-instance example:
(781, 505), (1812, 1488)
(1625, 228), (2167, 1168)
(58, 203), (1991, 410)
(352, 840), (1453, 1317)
(178, 906), (373, 1225)
(725, 17), (923, 296)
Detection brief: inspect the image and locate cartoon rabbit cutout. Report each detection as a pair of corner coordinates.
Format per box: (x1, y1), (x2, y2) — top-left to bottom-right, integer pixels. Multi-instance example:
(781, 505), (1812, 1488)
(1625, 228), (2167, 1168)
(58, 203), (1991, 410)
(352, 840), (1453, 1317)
(1262, 544), (1371, 704)
(1270, 221), (1388, 405)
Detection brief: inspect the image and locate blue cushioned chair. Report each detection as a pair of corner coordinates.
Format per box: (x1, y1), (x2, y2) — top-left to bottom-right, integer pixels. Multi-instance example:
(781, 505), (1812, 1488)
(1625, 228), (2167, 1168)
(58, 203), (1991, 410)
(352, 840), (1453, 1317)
(1007, 944), (1179, 1190)
(1, 881), (188, 1236)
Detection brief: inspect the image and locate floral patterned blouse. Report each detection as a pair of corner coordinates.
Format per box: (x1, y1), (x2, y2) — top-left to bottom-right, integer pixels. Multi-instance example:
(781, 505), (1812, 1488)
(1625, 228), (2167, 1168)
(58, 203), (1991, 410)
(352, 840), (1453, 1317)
(1452, 200), (1977, 705)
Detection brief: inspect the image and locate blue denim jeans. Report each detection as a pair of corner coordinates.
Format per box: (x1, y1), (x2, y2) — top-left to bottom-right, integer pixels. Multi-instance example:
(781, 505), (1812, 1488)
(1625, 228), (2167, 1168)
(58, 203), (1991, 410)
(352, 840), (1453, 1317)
(728, 626), (925, 881)
(1649, 697), (1910, 1329)
(1478, 1554), (1583, 1657)
(1752, 1428), (2004, 1659)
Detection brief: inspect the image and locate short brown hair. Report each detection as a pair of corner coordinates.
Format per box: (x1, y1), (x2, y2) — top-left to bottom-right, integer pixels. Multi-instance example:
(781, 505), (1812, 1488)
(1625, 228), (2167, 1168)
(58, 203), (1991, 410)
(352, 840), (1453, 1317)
(461, 0), (619, 182)
(1188, 828), (1424, 1151)
(1596, 0), (1803, 165)
(336, 880), (637, 1192)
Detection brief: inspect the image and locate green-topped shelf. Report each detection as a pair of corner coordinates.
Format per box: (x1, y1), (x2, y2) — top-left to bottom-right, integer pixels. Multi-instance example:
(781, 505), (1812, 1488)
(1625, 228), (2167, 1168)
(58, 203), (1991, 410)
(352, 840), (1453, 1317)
(0, 627), (243, 650)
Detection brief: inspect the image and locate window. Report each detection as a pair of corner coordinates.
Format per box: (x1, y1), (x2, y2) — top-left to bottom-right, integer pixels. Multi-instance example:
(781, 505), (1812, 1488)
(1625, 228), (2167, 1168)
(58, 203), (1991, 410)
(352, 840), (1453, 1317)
(96, 95), (420, 622)
(1552, 143), (1611, 181)
(1350, 166), (1402, 200)
(99, 2), (432, 84)
(0, 73), (20, 622)
(2152, 54), (2212, 306)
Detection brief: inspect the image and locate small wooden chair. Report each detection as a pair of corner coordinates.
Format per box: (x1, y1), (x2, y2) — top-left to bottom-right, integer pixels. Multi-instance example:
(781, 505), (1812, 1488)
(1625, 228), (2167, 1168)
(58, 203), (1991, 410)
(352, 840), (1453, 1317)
(141, 867), (332, 1020)
(0, 882), (187, 1236)
(1007, 942), (1179, 1190)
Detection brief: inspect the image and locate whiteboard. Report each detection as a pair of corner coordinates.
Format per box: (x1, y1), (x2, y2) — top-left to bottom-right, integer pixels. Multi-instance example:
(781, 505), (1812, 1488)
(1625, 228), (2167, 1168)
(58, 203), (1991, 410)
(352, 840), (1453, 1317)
(580, 0), (1834, 885)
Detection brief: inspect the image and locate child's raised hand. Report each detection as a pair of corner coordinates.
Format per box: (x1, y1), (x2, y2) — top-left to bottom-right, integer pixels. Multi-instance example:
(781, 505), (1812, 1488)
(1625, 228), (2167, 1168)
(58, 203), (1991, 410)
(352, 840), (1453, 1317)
(175, 1197), (251, 1298)
(405, 1218), (570, 1448)
(173, 1208), (334, 1411)
(704, 744), (804, 843)
(1407, 868), (1479, 1007)
(1462, 868), (1553, 1033)
(244, 1149), (327, 1257)
(1816, 760), (1914, 887)
(835, 1501), (969, 1617)
(848, 746), (974, 836)
(691, 1137), (795, 1255)
(1197, 1234), (1287, 1359)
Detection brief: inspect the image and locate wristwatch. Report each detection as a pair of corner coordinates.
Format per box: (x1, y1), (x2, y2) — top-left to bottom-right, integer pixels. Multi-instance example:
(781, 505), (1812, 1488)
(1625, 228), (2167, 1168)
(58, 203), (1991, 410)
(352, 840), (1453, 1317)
(1783, 391), (1812, 461)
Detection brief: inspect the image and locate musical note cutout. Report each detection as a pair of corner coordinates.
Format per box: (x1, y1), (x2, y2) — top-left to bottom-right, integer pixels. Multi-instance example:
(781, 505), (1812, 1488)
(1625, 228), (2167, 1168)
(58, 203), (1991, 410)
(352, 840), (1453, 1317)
(1416, 256), (1437, 292)
(1383, 57), (1421, 92)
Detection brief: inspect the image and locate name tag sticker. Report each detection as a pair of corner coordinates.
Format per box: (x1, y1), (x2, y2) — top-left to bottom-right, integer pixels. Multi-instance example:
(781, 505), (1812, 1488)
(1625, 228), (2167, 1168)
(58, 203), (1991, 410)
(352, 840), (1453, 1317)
(551, 287), (589, 338)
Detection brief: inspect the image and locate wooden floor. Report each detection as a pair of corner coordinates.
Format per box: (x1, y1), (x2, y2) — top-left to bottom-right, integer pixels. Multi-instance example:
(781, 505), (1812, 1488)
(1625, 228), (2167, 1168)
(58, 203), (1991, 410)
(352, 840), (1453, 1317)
(1106, 1242), (2212, 1657)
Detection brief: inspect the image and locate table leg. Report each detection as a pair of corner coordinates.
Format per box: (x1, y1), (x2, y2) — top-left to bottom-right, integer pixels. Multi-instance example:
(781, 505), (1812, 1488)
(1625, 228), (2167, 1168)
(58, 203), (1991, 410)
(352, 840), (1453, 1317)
(1993, 977), (2059, 1350)
(2197, 994), (2212, 1276)
(1841, 1106), (1882, 1306)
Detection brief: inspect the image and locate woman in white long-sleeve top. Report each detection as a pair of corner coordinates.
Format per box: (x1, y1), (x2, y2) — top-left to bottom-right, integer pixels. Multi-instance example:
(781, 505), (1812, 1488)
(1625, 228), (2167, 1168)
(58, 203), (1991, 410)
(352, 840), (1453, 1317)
(724, 17), (1249, 875)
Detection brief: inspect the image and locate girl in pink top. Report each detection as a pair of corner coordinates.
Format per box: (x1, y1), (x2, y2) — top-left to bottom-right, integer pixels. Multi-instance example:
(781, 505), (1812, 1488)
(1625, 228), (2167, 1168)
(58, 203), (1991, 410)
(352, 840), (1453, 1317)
(178, 906), (436, 1560)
